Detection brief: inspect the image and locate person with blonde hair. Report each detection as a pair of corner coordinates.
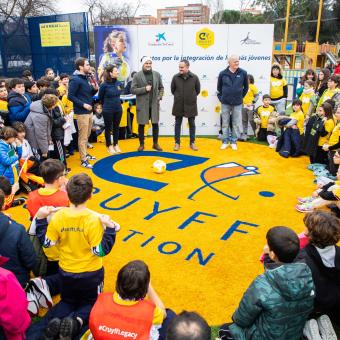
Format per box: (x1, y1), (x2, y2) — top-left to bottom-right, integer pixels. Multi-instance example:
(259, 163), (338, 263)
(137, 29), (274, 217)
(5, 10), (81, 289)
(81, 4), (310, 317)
(98, 30), (130, 84)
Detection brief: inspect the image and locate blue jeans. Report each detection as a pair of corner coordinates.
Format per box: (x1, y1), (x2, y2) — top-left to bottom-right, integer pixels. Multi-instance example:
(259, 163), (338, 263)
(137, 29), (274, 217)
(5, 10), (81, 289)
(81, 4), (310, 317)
(221, 104), (242, 144)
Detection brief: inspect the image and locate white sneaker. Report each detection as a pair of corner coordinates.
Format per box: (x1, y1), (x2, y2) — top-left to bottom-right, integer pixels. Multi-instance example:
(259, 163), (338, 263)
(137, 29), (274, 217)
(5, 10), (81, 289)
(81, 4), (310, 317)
(81, 160), (93, 169)
(303, 319), (322, 340)
(114, 145), (121, 153)
(29, 277), (53, 308)
(231, 143), (238, 150)
(107, 146), (116, 155)
(220, 143), (229, 150)
(87, 142), (93, 149)
(317, 315), (337, 340)
(26, 289), (39, 316)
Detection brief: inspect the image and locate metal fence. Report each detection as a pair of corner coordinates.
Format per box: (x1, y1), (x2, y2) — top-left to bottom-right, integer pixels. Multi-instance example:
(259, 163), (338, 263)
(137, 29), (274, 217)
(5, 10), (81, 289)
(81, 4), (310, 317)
(0, 16), (31, 78)
(0, 13), (89, 79)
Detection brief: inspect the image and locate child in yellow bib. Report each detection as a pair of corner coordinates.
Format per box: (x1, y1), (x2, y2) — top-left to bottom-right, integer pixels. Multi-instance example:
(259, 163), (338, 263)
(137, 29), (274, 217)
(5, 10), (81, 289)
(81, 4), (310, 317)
(317, 75), (340, 108)
(299, 80), (316, 117)
(35, 173), (119, 338)
(270, 63), (288, 114)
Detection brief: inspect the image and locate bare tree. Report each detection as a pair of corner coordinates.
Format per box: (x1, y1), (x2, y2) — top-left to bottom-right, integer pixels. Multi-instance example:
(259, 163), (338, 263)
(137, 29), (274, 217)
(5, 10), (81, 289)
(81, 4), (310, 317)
(83, 0), (144, 26)
(204, 0), (225, 23)
(0, 0), (57, 22)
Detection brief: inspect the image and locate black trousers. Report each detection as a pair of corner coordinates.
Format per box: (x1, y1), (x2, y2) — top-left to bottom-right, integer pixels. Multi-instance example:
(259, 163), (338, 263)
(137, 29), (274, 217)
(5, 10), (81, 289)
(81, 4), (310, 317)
(103, 110), (122, 147)
(50, 139), (67, 167)
(175, 116), (195, 144)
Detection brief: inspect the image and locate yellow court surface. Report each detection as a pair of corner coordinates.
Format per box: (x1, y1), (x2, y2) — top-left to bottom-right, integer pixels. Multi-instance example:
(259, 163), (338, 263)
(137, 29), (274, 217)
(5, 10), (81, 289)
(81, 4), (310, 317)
(13, 137), (315, 325)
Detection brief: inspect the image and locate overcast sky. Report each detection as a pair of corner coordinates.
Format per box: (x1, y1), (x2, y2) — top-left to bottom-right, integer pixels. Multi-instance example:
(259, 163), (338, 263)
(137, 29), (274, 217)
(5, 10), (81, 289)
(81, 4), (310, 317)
(57, 0), (245, 17)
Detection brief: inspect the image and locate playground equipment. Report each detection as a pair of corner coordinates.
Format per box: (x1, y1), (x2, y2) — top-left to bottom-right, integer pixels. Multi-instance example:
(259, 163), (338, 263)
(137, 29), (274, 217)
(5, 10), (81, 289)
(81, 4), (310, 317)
(273, 41), (338, 69)
(272, 0), (339, 70)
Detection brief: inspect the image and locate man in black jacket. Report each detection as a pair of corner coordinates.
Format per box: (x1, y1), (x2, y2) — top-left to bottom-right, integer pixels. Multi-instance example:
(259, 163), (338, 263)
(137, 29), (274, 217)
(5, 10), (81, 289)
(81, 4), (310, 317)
(68, 58), (98, 169)
(171, 60), (201, 151)
(217, 55), (248, 151)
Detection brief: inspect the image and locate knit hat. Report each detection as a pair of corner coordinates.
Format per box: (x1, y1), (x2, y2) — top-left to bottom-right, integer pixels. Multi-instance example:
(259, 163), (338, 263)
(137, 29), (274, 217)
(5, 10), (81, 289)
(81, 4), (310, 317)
(141, 56), (152, 66)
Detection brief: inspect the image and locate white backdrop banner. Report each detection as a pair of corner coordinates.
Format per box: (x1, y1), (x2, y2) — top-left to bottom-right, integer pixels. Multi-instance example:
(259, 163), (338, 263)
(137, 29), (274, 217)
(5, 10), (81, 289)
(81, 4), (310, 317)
(94, 24), (274, 136)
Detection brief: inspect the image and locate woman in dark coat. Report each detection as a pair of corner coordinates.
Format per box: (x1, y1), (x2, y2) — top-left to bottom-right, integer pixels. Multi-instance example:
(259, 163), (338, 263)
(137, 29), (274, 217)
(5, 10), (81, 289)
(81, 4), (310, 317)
(98, 64), (124, 154)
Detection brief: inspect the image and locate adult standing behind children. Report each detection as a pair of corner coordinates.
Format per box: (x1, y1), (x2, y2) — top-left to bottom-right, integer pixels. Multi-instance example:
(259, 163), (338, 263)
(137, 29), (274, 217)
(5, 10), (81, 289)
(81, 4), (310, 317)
(131, 56), (164, 152)
(68, 58), (98, 169)
(98, 64), (124, 155)
(171, 59), (201, 152)
(217, 55), (248, 151)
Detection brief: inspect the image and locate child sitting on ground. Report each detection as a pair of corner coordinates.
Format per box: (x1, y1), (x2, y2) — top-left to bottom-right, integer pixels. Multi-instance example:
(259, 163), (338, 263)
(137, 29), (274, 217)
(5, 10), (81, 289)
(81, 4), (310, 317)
(298, 211), (340, 330)
(253, 94), (277, 143)
(0, 176), (24, 209)
(276, 99), (305, 158)
(295, 163), (340, 213)
(0, 189), (36, 288)
(0, 127), (22, 185)
(219, 226), (315, 340)
(0, 255), (31, 340)
(85, 260), (170, 340)
(31, 173), (119, 339)
(26, 159), (69, 276)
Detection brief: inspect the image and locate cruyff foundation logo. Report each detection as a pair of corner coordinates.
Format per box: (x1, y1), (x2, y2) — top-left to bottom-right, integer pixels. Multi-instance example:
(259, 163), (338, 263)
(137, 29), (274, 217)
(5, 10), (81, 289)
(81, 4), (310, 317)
(188, 162), (259, 201)
(196, 28), (214, 49)
(92, 152), (259, 201)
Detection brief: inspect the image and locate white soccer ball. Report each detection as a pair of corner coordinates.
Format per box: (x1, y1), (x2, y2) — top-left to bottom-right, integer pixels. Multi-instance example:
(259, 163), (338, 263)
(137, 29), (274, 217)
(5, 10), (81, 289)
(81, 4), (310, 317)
(152, 160), (167, 174)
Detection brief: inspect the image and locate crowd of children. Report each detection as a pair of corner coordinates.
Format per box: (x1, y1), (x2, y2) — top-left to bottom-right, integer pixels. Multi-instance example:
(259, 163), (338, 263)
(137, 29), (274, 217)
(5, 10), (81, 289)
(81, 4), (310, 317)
(0, 62), (339, 340)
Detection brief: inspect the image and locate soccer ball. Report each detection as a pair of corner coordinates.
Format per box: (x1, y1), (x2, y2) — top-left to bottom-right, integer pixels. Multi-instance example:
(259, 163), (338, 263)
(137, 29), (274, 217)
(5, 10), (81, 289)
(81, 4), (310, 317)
(152, 160), (166, 174)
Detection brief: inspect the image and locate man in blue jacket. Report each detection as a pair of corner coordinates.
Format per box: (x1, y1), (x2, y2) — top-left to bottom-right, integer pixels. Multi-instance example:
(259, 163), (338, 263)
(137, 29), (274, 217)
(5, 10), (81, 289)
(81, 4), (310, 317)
(217, 55), (248, 151)
(68, 58), (98, 169)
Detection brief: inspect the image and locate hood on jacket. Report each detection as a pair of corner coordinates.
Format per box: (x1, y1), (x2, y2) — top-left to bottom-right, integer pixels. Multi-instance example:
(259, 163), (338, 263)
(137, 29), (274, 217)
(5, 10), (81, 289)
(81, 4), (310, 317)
(29, 100), (50, 116)
(7, 91), (29, 105)
(265, 262), (314, 301)
(73, 70), (87, 78)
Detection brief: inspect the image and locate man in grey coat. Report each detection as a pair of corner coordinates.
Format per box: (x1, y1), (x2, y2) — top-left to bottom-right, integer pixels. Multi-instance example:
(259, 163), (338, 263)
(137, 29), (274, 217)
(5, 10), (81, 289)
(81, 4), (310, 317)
(171, 60), (200, 151)
(131, 56), (164, 152)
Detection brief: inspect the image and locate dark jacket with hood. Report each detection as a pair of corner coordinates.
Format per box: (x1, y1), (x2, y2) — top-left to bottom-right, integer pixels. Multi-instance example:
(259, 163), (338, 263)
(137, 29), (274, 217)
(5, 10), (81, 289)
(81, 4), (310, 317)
(24, 100), (53, 155)
(0, 213), (36, 287)
(51, 106), (66, 141)
(7, 91), (31, 123)
(68, 71), (97, 115)
(171, 71), (201, 118)
(303, 114), (329, 157)
(297, 244), (340, 322)
(229, 262), (315, 340)
(217, 67), (248, 106)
